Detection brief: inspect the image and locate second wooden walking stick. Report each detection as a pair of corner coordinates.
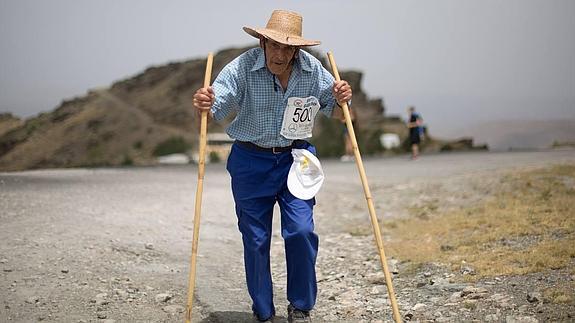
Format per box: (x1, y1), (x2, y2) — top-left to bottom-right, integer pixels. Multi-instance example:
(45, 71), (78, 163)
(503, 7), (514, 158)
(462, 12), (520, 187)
(185, 52), (213, 323)
(327, 52), (402, 323)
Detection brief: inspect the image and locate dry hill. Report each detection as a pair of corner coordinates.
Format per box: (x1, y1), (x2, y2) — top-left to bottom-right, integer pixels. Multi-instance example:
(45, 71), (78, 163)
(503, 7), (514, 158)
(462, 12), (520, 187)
(0, 47), (480, 171)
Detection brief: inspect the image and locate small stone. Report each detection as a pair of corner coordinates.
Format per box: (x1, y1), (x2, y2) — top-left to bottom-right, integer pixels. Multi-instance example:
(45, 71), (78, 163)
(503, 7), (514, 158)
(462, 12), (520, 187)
(144, 243), (154, 250)
(370, 285), (386, 295)
(97, 313), (107, 319)
(440, 244), (454, 251)
(94, 293), (109, 306)
(155, 293), (172, 303)
(411, 303), (427, 311)
(423, 271), (432, 277)
(505, 315), (539, 323)
(461, 286), (488, 299)
(404, 311), (414, 321)
(527, 291), (541, 303)
(0, 258), (7, 264)
(388, 258), (399, 274)
(163, 305), (185, 314)
(61, 268), (69, 273)
(25, 296), (39, 304)
(448, 291), (462, 303)
(460, 263), (476, 275)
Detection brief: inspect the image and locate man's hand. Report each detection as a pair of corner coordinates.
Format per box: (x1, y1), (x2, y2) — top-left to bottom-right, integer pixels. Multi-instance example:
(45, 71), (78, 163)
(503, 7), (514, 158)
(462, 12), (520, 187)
(193, 86), (215, 112)
(332, 80), (352, 106)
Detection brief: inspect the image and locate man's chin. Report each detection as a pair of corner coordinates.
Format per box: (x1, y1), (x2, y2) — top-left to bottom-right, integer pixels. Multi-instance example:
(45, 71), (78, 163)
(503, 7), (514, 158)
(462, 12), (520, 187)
(269, 65), (288, 75)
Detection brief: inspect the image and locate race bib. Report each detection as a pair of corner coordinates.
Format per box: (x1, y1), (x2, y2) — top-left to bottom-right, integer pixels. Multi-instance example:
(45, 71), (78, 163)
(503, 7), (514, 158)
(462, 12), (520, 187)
(280, 96), (321, 140)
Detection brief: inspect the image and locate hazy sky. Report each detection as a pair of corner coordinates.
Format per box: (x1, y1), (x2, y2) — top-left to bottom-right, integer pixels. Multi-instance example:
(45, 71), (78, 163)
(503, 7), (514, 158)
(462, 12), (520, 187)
(1, 0), (574, 138)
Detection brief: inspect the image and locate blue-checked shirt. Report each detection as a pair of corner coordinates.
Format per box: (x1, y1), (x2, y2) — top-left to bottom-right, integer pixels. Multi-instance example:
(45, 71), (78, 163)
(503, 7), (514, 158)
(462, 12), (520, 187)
(210, 47), (336, 148)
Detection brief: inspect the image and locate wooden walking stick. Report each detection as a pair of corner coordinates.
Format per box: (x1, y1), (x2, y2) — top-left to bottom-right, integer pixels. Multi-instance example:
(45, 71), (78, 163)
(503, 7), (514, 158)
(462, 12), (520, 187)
(185, 52), (213, 323)
(327, 52), (402, 323)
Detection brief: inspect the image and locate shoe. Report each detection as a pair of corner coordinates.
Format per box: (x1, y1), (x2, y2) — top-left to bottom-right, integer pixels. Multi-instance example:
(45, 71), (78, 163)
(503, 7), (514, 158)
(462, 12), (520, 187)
(253, 312), (274, 322)
(340, 155), (353, 162)
(287, 304), (311, 323)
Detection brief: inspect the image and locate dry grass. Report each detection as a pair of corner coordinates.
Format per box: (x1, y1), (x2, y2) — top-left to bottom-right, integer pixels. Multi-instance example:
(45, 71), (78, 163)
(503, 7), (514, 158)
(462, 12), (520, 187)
(382, 164), (575, 280)
(543, 283), (574, 304)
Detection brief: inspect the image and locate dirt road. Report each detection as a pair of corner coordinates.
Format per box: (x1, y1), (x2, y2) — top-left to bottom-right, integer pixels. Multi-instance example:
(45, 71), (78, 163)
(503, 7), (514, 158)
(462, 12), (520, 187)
(1, 150), (573, 322)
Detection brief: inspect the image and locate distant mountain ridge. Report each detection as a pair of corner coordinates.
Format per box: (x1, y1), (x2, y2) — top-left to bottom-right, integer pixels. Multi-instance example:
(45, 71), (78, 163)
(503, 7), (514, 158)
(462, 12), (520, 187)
(446, 119), (575, 151)
(0, 46), (481, 171)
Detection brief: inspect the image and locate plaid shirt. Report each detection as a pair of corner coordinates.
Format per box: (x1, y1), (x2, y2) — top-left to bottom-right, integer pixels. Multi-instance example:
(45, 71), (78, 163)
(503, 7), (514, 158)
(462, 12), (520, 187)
(210, 47), (336, 148)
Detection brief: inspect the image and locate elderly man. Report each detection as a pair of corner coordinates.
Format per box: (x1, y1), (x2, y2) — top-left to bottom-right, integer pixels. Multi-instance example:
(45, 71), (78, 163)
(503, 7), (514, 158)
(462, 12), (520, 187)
(193, 9), (352, 322)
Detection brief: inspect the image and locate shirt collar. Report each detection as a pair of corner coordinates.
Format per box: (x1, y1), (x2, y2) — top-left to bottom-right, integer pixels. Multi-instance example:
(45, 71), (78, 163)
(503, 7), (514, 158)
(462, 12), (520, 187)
(250, 48), (313, 73)
(251, 48), (267, 72)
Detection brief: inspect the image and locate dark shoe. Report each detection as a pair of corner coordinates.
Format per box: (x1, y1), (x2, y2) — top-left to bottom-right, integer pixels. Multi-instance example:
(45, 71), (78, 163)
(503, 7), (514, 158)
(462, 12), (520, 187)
(287, 304), (311, 323)
(253, 312), (274, 322)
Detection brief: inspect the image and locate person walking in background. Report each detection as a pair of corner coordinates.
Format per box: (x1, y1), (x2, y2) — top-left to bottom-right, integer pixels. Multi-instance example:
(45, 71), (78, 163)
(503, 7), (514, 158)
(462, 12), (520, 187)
(407, 106), (423, 159)
(192, 9), (352, 323)
(335, 106), (357, 162)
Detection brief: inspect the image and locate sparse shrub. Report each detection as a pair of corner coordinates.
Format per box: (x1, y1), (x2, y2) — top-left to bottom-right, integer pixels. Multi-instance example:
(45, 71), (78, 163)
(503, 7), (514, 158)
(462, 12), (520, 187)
(209, 151), (221, 163)
(153, 137), (190, 156)
(122, 155), (134, 166)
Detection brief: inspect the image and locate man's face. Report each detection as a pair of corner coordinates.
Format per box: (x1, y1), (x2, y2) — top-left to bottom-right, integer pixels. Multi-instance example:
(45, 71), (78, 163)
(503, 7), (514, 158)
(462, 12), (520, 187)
(262, 39), (298, 76)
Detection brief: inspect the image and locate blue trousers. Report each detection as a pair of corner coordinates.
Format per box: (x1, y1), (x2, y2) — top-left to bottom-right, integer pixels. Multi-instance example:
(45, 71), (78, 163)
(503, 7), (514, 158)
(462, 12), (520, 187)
(226, 142), (319, 320)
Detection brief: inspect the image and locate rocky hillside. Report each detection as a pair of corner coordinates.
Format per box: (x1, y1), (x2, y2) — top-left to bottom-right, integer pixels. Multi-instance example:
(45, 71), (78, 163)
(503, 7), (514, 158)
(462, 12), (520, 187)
(0, 46), (481, 171)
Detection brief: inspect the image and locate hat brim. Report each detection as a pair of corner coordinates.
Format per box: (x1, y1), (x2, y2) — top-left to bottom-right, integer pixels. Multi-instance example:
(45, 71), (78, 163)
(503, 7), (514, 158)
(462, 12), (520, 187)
(287, 149), (324, 200)
(243, 26), (321, 47)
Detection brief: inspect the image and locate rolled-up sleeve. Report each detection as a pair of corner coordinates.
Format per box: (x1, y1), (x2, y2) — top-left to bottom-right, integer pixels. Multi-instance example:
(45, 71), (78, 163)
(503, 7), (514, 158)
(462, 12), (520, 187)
(210, 62), (243, 121)
(318, 67), (336, 117)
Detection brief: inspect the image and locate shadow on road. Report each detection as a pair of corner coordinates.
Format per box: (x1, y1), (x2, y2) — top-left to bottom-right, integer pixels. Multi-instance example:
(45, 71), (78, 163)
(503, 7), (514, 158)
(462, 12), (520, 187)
(200, 311), (288, 322)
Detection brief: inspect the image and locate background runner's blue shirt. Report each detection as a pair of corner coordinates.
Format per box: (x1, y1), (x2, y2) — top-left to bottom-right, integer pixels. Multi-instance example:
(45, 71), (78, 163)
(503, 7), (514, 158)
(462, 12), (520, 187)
(210, 47), (337, 148)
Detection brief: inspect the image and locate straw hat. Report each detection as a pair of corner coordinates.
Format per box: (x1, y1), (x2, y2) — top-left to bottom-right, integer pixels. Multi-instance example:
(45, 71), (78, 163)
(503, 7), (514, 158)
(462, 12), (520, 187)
(243, 10), (321, 47)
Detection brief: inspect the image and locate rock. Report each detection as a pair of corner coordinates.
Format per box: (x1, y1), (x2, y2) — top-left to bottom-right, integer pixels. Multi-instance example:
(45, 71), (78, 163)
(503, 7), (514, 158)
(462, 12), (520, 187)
(460, 262), (476, 275)
(163, 305), (185, 314)
(518, 305), (529, 313)
(448, 292), (462, 303)
(323, 314), (338, 321)
(155, 293), (172, 303)
(485, 314), (499, 321)
(25, 296), (39, 304)
(461, 286), (488, 299)
(94, 293), (109, 306)
(97, 313), (107, 319)
(370, 285), (386, 295)
(388, 258), (399, 274)
(505, 315), (539, 323)
(61, 268), (69, 273)
(411, 303), (427, 311)
(404, 311), (414, 321)
(144, 243), (154, 250)
(526, 291), (541, 303)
